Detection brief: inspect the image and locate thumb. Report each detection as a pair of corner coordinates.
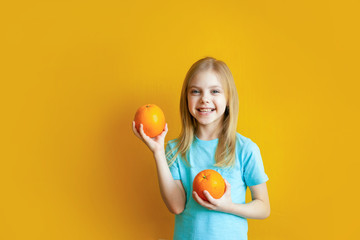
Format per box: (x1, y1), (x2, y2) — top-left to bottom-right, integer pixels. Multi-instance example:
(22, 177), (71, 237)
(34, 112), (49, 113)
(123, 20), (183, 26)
(224, 179), (231, 192)
(159, 123), (168, 138)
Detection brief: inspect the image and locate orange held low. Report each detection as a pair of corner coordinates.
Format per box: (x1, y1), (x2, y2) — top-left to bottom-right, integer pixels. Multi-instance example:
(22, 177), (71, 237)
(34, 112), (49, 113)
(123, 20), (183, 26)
(134, 104), (166, 138)
(193, 169), (226, 201)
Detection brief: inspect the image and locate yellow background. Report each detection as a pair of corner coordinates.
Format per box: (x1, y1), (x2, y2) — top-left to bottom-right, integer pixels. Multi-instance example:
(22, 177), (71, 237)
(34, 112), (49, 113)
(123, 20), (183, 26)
(1, 0), (359, 239)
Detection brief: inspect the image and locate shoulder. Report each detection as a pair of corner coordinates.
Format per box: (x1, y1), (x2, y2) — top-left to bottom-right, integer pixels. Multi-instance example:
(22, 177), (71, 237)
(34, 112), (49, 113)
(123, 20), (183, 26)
(236, 132), (250, 145)
(235, 132), (261, 155)
(165, 138), (180, 154)
(166, 138), (178, 148)
(236, 132), (256, 148)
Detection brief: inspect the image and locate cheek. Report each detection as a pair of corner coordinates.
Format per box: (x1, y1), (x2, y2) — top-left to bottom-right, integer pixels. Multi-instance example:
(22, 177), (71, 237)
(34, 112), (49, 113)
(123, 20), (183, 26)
(215, 97), (227, 108)
(187, 97), (196, 107)
(187, 98), (195, 112)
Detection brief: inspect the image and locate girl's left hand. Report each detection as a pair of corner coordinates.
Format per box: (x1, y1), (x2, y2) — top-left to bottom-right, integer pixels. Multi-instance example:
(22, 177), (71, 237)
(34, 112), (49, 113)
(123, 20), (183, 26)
(192, 179), (233, 213)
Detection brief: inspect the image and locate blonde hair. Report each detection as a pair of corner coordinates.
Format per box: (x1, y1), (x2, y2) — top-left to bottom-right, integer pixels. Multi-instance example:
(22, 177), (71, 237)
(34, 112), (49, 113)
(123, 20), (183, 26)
(166, 57), (239, 168)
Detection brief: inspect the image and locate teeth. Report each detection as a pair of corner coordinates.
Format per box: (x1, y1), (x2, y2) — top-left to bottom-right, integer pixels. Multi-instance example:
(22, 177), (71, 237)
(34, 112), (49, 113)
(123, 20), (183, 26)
(199, 109), (213, 112)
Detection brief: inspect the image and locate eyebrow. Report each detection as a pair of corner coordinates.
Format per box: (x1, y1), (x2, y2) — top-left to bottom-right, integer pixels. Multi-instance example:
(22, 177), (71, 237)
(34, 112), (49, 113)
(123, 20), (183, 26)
(189, 85), (222, 89)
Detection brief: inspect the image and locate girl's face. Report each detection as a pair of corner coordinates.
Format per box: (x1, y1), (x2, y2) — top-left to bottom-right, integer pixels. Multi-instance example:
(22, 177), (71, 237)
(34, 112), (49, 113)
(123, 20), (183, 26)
(187, 70), (227, 129)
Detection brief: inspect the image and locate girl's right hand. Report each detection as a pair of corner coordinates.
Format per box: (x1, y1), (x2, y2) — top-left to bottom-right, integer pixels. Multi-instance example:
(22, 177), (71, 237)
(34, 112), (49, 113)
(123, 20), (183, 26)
(132, 120), (168, 154)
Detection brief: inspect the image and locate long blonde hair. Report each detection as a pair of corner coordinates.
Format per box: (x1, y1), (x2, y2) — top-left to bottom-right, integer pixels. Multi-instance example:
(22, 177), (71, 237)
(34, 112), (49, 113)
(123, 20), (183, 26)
(166, 57), (239, 168)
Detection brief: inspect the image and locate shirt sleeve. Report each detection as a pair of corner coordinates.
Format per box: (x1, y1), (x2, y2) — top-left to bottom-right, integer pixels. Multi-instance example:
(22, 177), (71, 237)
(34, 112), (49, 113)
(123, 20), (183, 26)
(165, 142), (181, 180)
(243, 141), (269, 186)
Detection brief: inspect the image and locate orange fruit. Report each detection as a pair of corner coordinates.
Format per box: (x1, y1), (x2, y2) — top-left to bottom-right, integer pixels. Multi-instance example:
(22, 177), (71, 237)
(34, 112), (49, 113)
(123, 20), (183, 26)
(134, 104), (166, 138)
(193, 169), (226, 201)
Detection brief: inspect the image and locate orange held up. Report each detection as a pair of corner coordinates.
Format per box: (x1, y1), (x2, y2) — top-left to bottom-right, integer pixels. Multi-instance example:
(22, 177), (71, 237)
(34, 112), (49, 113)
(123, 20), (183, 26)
(134, 104), (166, 138)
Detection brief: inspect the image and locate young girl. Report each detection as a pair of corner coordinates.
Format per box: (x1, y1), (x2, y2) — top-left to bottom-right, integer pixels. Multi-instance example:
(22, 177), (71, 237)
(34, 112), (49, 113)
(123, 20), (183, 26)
(132, 57), (270, 240)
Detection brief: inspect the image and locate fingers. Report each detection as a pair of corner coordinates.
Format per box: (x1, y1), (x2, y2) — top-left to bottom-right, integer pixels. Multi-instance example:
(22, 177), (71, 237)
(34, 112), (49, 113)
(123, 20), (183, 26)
(132, 121), (149, 143)
(159, 123), (168, 138)
(132, 121), (141, 139)
(193, 191), (215, 210)
(138, 123), (150, 141)
(133, 121), (168, 144)
(203, 190), (216, 205)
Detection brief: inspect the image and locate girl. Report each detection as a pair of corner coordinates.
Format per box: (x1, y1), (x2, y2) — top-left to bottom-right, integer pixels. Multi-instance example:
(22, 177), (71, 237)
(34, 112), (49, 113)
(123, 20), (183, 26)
(132, 57), (270, 240)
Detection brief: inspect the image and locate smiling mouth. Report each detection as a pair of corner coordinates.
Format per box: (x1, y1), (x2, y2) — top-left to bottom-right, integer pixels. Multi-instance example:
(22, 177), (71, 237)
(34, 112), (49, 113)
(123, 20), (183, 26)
(197, 108), (216, 112)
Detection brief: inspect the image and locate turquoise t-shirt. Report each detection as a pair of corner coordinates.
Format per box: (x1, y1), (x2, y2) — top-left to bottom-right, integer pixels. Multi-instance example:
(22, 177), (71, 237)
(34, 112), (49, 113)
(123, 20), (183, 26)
(165, 132), (269, 240)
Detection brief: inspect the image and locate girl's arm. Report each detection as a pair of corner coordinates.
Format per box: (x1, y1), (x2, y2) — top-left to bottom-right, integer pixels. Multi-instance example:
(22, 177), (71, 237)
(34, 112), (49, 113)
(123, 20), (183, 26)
(193, 181), (270, 219)
(132, 121), (186, 215)
(226, 183), (270, 219)
(153, 150), (186, 214)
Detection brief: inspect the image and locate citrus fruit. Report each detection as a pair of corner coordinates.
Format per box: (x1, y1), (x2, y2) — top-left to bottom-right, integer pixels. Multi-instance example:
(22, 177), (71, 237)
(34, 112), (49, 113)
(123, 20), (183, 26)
(193, 169), (226, 201)
(134, 104), (166, 138)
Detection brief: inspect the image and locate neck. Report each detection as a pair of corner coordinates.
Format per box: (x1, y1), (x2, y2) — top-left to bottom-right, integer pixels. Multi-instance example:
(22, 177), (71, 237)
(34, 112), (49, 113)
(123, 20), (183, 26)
(195, 125), (222, 141)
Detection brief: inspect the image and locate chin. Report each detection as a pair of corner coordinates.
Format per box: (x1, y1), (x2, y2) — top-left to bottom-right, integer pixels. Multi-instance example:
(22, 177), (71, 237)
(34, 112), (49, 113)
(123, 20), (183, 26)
(196, 119), (215, 125)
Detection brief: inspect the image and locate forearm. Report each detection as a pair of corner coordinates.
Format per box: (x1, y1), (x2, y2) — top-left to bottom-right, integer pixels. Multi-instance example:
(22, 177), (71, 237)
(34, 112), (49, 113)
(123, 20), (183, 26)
(224, 199), (270, 219)
(153, 150), (186, 214)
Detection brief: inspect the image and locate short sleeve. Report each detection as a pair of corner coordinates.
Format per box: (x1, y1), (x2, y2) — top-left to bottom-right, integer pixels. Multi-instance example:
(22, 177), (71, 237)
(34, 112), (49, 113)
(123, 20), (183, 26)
(165, 142), (181, 180)
(243, 141), (269, 186)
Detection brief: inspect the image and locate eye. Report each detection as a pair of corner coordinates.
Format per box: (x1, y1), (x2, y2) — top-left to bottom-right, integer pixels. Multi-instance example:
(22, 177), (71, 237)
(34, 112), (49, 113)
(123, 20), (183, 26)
(211, 90), (220, 94)
(190, 90), (200, 94)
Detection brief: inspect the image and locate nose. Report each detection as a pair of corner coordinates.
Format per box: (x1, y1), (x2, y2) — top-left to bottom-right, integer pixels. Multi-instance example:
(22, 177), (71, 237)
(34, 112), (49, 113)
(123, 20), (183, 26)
(201, 94), (210, 103)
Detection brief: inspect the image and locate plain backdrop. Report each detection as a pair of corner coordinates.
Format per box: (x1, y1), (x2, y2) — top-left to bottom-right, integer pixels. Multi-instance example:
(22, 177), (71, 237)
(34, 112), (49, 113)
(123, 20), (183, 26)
(1, 0), (359, 239)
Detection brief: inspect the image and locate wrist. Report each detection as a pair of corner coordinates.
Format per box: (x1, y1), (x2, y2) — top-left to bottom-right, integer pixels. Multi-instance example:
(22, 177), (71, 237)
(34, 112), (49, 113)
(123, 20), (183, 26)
(223, 202), (237, 214)
(153, 149), (165, 158)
